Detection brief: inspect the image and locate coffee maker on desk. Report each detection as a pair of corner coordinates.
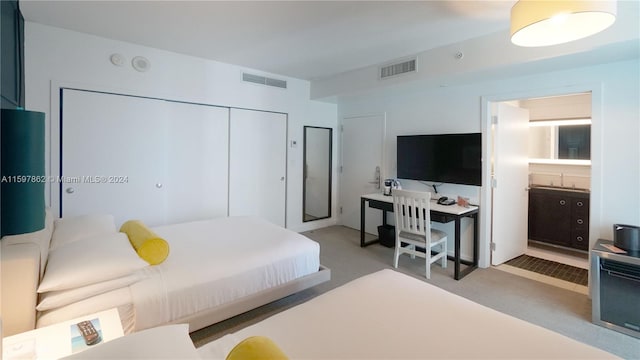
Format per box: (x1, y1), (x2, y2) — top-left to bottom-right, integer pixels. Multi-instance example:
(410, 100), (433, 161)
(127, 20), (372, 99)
(383, 179), (401, 196)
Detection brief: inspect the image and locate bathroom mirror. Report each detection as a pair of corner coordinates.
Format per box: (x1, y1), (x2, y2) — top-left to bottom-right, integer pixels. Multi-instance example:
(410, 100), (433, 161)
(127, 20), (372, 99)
(529, 120), (591, 161)
(303, 126), (332, 222)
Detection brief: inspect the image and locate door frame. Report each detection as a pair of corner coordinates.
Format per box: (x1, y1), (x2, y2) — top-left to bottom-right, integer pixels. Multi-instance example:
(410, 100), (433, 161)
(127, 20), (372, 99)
(480, 83), (603, 273)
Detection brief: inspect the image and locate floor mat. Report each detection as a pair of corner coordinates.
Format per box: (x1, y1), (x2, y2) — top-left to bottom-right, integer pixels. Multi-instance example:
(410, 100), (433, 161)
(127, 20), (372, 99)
(505, 255), (588, 286)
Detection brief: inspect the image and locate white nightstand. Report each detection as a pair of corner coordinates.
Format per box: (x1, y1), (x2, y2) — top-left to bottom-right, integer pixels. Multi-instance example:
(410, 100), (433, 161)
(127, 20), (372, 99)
(3, 308), (124, 360)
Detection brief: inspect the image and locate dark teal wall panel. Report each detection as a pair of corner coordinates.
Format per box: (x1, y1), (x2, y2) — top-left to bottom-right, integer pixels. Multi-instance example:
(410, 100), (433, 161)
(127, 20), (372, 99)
(1, 0), (25, 109)
(1, 109), (45, 236)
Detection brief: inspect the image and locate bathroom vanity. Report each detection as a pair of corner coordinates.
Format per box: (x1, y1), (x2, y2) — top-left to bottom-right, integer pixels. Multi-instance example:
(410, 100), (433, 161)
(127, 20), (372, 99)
(528, 186), (590, 251)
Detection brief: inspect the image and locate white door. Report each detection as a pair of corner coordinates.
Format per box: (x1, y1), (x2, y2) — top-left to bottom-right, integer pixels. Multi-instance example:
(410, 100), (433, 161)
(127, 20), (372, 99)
(61, 89), (229, 227)
(163, 101), (229, 224)
(229, 108), (287, 227)
(340, 114), (385, 233)
(491, 102), (530, 265)
(61, 89), (167, 226)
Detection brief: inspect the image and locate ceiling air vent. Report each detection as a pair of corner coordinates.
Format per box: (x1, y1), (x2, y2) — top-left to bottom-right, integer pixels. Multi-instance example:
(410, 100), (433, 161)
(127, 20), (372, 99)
(242, 72), (287, 89)
(379, 58), (417, 79)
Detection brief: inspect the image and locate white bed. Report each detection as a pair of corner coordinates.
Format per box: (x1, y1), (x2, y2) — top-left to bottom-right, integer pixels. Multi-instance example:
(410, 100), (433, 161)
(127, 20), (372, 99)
(1, 212), (329, 336)
(198, 269), (616, 359)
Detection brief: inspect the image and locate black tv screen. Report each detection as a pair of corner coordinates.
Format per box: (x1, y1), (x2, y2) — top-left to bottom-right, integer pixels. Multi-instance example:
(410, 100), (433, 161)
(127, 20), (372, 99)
(397, 133), (482, 186)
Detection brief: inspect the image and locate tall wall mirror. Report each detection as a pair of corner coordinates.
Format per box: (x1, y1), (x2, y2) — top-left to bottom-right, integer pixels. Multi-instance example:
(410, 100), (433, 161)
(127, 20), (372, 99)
(303, 126), (332, 222)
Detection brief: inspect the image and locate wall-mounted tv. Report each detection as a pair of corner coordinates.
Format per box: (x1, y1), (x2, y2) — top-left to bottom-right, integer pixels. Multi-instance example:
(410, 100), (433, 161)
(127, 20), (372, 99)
(397, 133), (482, 186)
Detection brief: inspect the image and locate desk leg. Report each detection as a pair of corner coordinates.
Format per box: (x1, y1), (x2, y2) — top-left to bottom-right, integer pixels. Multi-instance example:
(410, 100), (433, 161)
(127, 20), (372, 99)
(360, 198), (366, 247)
(473, 213), (479, 266)
(454, 213), (479, 280)
(454, 217), (461, 280)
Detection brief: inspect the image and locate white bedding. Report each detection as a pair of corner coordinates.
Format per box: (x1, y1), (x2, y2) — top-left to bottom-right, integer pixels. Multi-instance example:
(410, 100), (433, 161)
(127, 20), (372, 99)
(37, 216), (320, 332)
(199, 269), (616, 359)
(37, 288), (135, 331)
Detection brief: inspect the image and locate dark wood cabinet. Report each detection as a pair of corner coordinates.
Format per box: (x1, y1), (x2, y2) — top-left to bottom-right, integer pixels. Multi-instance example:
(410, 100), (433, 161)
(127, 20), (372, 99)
(570, 196), (590, 250)
(528, 187), (589, 251)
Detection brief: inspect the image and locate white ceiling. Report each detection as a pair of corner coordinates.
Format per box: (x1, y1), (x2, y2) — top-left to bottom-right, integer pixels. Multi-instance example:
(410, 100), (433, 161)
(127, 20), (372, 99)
(19, 1), (518, 81)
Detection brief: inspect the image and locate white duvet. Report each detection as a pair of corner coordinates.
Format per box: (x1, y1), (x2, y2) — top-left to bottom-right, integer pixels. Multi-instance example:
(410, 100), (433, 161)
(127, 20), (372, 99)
(37, 216), (320, 331)
(199, 269), (616, 359)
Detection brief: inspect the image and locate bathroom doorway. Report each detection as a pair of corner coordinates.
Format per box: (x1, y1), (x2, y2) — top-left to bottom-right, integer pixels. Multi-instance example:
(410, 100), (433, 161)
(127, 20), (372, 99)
(489, 92), (593, 293)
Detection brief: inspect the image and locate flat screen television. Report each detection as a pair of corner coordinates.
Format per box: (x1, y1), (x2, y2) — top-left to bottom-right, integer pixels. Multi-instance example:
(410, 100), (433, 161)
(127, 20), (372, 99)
(397, 133), (482, 186)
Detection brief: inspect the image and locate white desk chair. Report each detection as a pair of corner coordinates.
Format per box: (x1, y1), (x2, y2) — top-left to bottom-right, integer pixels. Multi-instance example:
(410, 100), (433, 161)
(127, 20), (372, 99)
(392, 189), (448, 279)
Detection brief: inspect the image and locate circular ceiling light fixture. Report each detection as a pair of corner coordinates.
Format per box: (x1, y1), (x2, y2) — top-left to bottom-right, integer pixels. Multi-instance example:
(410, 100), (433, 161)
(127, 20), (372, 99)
(510, 0), (617, 47)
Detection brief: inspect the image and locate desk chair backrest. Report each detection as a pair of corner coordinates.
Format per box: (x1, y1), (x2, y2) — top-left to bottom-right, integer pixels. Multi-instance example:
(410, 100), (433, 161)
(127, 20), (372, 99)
(392, 189), (432, 239)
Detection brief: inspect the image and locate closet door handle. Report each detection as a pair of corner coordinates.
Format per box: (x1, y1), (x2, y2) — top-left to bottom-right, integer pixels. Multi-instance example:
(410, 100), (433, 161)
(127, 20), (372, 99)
(576, 236), (584, 242)
(577, 201), (584, 207)
(577, 219), (584, 225)
(559, 199), (566, 206)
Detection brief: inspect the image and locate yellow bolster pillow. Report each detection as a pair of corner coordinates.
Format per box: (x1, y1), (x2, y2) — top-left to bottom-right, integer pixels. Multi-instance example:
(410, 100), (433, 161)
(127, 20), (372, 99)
(120, 220), (170, 265)
(226, 336), (288, 360)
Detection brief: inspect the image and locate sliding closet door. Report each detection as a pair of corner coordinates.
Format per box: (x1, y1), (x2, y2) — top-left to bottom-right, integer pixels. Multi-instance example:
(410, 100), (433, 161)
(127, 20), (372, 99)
(61, 89), (229, 226)
(163, 101), (229, 224)
(62, 89), (167, 226)
(229, 108), (287, 227)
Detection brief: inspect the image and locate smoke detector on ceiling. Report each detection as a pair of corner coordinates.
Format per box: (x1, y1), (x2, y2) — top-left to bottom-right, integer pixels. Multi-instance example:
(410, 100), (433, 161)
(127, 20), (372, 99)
(110, 53), (125, 67)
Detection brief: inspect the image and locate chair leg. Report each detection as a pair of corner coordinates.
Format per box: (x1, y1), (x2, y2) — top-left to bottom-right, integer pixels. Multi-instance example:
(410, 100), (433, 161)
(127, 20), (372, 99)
(441, 242), (447, 269)
(393, 243), (400, 269)
(425, 255), (431, 279)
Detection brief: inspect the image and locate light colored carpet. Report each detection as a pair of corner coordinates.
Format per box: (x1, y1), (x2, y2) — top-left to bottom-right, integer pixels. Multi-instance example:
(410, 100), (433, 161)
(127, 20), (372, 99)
(191, 225), (639, 359)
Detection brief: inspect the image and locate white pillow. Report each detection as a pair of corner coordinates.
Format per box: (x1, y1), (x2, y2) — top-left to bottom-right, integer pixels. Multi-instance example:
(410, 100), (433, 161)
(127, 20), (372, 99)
(36, 272), (144, 311)
(38, 232), (148, 293)
(50, 214), (116, 250)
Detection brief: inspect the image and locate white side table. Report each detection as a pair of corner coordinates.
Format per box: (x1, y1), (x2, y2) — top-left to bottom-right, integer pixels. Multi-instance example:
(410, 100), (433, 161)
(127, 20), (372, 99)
(3, 308), (124, 360)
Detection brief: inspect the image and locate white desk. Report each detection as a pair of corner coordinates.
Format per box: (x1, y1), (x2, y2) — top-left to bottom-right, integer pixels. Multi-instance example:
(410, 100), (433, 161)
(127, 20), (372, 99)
(3, 308), (124, 360)
(361, 192), (479, 280)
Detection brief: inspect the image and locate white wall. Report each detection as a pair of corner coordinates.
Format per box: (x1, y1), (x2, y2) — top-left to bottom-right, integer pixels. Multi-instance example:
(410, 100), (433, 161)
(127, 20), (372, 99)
(338, 59), (640, 267)
(339, 86), (484, 261)
(529, 163), (591, 190)
(24, 22), (338, 232)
